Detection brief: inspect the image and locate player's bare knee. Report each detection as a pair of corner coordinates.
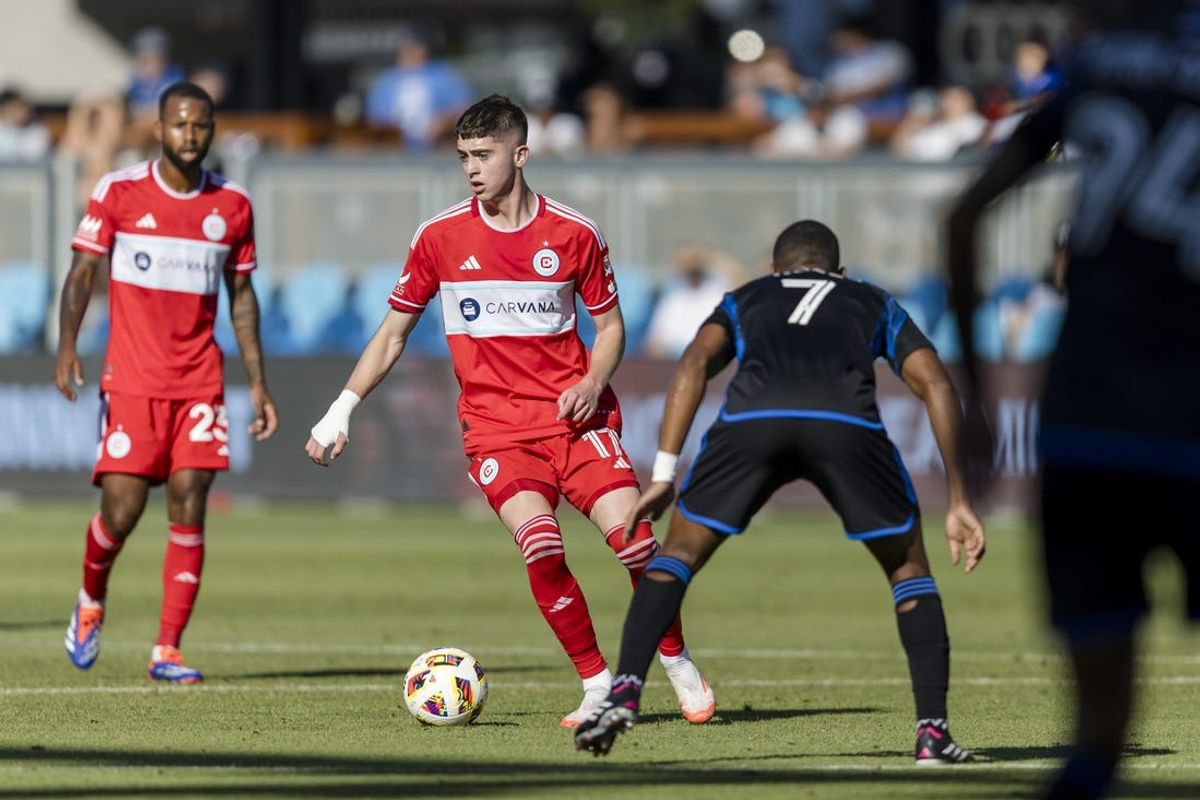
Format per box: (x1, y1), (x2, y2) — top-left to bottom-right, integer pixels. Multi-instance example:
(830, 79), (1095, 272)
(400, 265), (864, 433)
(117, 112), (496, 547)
(100, 494), (145, 536)
(167, 471), (214, 525)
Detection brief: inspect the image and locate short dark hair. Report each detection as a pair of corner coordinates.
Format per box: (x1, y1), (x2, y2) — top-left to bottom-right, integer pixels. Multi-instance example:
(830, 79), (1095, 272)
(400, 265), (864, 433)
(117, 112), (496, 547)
(158, 81), (214, 120)
(773, 220), (840, 272)
(455, 94), (528, 144)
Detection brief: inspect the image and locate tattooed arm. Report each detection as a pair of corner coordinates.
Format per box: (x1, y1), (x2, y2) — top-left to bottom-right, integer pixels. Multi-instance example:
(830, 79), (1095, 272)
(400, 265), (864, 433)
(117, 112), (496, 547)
(225, 270), (278, 441)
(54, 250), (103, 401)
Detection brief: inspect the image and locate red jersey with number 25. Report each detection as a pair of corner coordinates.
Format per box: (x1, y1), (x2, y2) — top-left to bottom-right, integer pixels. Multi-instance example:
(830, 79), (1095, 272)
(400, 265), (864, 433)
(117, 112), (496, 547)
(71, 160), (256, 399)
(389, 195), (623, 455)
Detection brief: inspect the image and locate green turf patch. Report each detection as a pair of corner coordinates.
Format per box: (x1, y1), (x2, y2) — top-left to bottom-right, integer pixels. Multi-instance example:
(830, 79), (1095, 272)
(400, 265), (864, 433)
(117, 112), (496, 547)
(2, 500), (1197, 798)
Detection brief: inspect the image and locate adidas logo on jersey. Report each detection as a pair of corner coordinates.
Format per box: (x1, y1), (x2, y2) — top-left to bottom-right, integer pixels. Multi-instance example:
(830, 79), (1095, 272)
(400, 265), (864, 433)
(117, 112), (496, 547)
(77, 215), (102, 237)
(459, 255), (483, 271)
(135, 213), (158, 229)
(549, 596), (574, 613)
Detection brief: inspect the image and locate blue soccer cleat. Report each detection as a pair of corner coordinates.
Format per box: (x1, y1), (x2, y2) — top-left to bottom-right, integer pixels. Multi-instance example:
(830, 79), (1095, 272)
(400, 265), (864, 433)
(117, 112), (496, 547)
(147, 645), (204, 683)
(65, 602), (104, 670)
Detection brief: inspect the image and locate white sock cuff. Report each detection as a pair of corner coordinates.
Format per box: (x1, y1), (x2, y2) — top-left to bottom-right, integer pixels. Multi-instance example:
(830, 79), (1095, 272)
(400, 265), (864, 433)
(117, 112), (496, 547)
(659, 647), (691, 667)
(582, 667), (613, 692)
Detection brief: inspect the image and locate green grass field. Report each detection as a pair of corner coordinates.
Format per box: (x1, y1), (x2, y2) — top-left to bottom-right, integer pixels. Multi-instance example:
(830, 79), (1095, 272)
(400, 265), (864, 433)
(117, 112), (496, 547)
(2, 499), (1197, 799)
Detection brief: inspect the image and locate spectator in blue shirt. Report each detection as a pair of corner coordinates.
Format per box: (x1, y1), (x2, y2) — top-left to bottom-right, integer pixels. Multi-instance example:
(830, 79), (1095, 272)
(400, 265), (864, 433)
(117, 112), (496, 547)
(126, 27), (185, 117)
(364, 29), (471, 151)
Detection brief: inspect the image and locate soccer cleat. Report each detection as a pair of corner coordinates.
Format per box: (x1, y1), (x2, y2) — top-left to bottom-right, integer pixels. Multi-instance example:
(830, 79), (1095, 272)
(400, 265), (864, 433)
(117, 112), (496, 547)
(573, 674), (643, 756)
(914, 719), (975, 765)
(559, 684), (610, 729)
(662, 653), (716, 724)
(147, 645), (203, 683)
(65, 602), (104, 670)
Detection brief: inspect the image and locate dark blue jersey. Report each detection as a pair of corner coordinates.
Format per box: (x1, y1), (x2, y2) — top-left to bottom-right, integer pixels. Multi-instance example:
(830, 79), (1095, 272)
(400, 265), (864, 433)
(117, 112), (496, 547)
(704, 270), (932, 428)
(1009, 23), (1200, 472)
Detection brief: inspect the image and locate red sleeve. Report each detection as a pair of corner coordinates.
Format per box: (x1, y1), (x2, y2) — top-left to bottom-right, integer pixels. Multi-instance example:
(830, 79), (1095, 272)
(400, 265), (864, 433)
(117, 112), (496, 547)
(228, 201), (257, 273)
(388, 237), (439, 312)
(575, 232), (619, 316)
(71, 196), (116, 255)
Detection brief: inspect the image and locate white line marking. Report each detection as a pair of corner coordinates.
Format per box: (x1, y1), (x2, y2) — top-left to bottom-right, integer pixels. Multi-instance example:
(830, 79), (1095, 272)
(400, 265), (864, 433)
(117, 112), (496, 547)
(5, 675), (1200, 697)
(8, 639), (1200, 666)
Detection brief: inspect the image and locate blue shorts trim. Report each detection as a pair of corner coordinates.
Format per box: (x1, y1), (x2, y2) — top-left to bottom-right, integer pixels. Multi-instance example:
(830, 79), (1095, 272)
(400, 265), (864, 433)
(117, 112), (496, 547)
(1041, 426), (1200, 482)
(719, 408), (885, 430)
(1054, 607), (1145, 645)
(675, 499), (744, 535)
(645, 555), (693, 584)
(845, 512), (916, 540)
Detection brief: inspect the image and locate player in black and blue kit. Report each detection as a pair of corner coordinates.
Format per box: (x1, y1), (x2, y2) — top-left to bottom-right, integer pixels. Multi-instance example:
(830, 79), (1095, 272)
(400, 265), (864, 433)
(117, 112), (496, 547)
(947, 3), (1200, 798)
(575, 220), (987, 762)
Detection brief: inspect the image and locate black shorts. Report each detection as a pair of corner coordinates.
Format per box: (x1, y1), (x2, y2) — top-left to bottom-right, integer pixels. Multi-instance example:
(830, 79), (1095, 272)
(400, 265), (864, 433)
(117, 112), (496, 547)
(1041, 466), (1200, 642)
(676, 418), (918, 538)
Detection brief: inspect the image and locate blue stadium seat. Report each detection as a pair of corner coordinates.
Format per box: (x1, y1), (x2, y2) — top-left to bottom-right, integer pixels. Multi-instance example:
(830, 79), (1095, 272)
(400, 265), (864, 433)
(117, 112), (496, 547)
(354, 264), (405, 338)
(613, 263), (658, 355)
(895, 273), (946, 337)
(0, 261), (50, 353)
(1013, 304), (1066, 362)
(929, 303), (1005, 363)
(990, 276), (1033, 305)
(277, 263), (349, 354)
(216, 269), (275, 355)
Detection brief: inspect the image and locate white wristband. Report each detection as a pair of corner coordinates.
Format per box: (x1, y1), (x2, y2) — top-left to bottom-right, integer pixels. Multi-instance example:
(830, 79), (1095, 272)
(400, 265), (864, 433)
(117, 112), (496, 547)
(310, 389), (361, 447)
(651, 450), (679, 484)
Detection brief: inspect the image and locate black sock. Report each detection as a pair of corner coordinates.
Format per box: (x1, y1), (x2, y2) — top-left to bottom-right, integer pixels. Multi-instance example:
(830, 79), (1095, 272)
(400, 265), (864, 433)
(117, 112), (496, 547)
(893, 578), (950, 722)
(614, 556), (691, 682)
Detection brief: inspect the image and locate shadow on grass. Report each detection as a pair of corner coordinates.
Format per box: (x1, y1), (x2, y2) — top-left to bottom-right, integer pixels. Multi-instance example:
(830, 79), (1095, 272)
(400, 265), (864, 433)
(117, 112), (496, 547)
(638, 706), (881, 726)
(838, 743), (1177, 762)
(233, 664), (552, 680)
(1, 746), (1197, 798)
(0, 620), (61, 631)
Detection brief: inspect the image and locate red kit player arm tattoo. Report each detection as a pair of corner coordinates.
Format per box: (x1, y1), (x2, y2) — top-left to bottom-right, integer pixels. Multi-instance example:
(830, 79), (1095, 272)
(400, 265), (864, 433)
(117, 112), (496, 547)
(54, 250), (103, 401)
(225, 271), (266, 386)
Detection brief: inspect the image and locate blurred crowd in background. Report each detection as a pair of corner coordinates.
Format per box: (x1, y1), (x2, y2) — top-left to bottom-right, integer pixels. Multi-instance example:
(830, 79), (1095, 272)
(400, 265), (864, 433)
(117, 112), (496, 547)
(0, 0), (1074, 361)
(0, 1), (1069, 168)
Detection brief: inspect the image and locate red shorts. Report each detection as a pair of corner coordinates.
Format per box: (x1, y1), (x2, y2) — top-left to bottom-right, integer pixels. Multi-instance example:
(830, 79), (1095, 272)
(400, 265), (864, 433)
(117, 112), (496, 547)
(93, 391), (230, 486)
(467, 427), (640, 516)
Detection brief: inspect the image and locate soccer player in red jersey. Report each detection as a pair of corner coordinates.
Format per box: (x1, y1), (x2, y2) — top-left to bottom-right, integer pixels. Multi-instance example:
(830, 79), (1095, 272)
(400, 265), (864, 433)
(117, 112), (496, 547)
(306, 94), (714, 727)
(56, 82), (278, 682)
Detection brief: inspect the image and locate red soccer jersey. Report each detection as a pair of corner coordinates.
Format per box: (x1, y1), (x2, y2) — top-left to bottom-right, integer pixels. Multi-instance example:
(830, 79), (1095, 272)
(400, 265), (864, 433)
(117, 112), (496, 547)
(388, 195), (623, 455)
(71, 160), (256, 399)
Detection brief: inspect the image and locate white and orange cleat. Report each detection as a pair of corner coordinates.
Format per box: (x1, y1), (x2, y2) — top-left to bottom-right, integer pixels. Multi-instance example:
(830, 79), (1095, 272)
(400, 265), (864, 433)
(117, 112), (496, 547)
(560, 668), (612, 729)
(147, 645), (203, 683)
(661, 650), (715, 724)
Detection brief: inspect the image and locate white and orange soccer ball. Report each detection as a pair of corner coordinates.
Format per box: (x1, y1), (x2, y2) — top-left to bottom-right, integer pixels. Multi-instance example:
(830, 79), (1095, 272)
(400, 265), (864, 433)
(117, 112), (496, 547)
(403, 647), (488, 726)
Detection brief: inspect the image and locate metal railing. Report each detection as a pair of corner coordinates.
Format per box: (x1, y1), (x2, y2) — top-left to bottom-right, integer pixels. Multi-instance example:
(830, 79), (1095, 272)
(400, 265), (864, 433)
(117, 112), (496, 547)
(4, 154), (1078, 351)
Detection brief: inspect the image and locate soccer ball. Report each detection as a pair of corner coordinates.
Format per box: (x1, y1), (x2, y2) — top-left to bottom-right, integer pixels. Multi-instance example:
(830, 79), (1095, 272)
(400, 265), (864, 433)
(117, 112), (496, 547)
(403, 647), (488, 726)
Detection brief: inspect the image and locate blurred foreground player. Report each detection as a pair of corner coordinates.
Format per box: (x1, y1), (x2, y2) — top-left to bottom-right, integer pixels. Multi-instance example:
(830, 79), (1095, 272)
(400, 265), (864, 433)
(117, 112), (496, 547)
(56, 82), (278, 682)
(575, 220), (986, 762)
(306, 95), (713, 727)
(947, 3), (1200, 797)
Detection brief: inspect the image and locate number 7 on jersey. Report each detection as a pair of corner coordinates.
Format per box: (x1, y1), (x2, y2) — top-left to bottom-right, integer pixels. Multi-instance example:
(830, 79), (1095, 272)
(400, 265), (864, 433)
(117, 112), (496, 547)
(782, 278), (836, 325)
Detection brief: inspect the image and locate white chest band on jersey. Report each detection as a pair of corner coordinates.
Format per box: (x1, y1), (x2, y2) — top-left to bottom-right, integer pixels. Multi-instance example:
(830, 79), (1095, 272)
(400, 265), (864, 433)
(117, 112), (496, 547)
(109, 231), (230, 295)
(439, 279), (576, 338)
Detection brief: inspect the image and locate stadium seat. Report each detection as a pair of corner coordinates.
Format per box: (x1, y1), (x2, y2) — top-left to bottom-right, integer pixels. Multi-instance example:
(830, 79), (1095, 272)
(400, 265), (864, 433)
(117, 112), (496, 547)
(896, 273), (947, 337)
(612, 263), (658, 355)
(0, 261), (50, 353)
(351, 263), (449, 358)
(276, 263), (349, 354)
(989, 276), (1033, 305)
(354, 264), (405, 337)
(929, 302), (1005, 362)
(216, 268), (276, 354)
(1013, 304), (1066, 362)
